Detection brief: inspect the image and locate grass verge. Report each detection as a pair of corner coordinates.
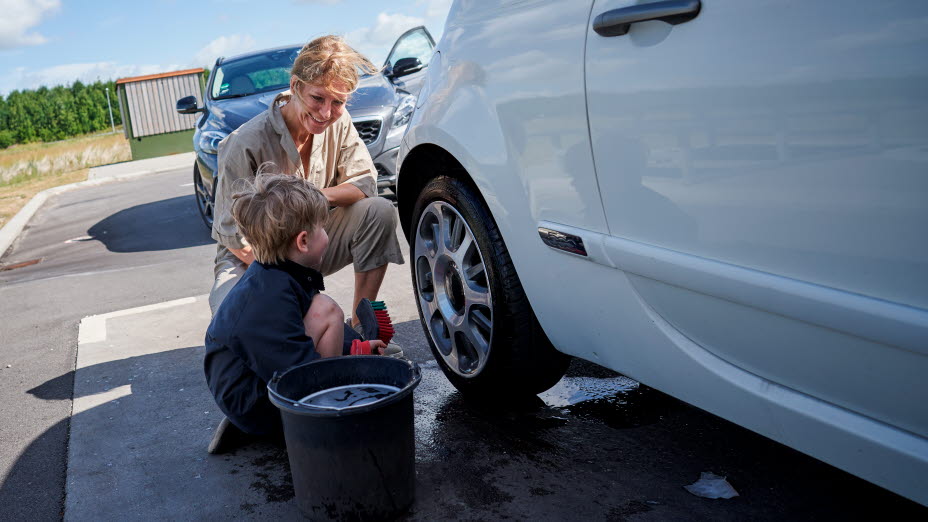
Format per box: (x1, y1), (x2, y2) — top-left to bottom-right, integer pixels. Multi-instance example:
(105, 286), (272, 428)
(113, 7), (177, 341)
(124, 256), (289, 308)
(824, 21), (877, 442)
(0, 169), (89, 229)
(0, 131), (130, 229)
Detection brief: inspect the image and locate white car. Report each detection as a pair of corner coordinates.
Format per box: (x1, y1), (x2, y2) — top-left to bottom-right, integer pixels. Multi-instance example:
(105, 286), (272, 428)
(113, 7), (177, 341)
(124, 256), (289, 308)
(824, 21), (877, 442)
(397, 0), (928, 505)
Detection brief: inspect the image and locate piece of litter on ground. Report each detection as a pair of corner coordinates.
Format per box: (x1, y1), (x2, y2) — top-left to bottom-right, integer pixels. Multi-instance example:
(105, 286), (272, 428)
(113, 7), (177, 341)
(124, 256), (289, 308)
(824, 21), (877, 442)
(684, 472), (739, 499)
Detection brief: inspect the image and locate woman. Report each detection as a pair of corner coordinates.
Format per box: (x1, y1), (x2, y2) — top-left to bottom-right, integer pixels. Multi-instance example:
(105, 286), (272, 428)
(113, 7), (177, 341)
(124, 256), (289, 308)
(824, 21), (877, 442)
(209, 35), (404, 323)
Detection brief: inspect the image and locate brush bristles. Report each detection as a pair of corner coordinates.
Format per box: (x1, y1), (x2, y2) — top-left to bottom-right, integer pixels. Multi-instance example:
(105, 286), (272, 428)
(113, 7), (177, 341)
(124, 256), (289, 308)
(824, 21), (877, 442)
(371, 301), (394, 344)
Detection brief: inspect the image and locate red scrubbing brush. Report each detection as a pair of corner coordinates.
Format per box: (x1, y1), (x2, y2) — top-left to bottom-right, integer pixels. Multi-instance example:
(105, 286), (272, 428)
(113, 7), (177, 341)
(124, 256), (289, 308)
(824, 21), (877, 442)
(354, 298), (394, 345)
(370, 300), (394, 344)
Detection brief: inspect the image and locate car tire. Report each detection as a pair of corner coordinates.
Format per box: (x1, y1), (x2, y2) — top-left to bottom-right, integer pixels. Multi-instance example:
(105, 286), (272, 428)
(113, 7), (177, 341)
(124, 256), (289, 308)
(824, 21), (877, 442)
(411, 175), (570, 397)
(193, 163), (214, 230)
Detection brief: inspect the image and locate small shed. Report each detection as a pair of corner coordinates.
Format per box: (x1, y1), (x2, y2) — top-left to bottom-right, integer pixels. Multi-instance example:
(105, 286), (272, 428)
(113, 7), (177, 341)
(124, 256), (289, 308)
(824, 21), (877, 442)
(116, 68), (204, 160)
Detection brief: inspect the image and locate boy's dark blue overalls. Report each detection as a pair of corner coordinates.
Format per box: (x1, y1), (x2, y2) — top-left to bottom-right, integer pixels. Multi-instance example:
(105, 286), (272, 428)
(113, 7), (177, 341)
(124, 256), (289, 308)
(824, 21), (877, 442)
(204, 259), (361, 436)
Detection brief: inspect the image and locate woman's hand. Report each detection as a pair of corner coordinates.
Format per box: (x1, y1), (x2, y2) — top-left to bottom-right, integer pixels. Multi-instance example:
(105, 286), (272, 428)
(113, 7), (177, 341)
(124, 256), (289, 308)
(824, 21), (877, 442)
(229, 245), (255, 266)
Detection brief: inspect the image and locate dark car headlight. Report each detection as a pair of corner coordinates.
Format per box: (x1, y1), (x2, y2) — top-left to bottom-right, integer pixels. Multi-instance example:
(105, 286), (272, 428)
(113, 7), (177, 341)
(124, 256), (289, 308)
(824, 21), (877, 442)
(198, 130), (227, 155)
(391, 94), (417, 130)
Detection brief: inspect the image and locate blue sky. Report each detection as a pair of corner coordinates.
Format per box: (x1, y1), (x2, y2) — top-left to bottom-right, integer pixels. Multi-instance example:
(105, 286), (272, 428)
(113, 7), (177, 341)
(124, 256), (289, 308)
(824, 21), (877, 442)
(0, 0), (452, 95)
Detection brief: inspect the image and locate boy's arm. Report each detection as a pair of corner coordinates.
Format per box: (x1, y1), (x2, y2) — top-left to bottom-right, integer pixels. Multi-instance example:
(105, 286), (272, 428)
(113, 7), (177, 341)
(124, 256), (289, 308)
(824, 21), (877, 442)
(228, 287), (319, 382)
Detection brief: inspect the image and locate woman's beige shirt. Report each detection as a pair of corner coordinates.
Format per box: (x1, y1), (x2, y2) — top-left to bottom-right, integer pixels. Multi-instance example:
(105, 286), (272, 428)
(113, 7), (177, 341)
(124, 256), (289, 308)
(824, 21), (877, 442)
(211, 91), (377, 255)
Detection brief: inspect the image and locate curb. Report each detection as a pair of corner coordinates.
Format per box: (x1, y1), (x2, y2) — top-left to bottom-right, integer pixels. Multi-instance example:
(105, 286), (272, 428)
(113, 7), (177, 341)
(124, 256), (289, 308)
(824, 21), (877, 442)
(0, 164), (187, 260)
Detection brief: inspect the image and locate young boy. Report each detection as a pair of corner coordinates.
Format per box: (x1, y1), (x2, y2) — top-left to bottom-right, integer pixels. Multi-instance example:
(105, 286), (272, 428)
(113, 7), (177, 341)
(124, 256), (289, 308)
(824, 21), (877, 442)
(203, 171), (386, 453)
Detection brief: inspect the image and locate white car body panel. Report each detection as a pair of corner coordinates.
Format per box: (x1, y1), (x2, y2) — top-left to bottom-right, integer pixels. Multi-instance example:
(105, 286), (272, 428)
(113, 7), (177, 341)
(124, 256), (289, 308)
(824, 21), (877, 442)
(399, 0), (928, 505)
(403, 0), (607, 235)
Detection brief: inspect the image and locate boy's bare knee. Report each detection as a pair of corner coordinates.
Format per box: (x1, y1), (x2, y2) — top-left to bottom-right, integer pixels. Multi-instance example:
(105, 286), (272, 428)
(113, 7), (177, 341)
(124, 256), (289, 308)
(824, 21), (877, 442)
(307, 294), (343, 325)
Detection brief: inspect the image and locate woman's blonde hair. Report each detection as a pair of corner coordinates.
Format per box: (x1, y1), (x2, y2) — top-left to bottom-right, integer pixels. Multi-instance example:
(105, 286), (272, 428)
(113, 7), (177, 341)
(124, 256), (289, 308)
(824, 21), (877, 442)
(291, 35), (378, 97)
(231, 164), (328, 265)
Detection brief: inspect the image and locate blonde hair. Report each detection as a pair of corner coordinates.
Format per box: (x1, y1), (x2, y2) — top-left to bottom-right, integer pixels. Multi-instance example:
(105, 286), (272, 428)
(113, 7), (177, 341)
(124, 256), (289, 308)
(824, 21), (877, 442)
(231, 164), (328, 265)
(291, 35), (378, 97)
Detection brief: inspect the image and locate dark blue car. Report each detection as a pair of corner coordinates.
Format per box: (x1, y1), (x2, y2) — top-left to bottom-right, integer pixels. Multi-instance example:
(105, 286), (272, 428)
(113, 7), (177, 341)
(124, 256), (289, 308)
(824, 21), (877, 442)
(176, 26), (434, 227)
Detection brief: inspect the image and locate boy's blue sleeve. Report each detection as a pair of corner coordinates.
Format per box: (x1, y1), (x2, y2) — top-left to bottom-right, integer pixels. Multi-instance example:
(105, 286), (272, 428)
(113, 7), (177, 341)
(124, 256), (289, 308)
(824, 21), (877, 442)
(226, 283), (320, 382)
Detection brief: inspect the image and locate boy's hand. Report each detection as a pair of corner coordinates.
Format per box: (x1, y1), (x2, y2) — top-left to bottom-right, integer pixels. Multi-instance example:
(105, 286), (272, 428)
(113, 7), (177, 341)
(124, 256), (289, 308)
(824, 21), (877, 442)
(369, 340), (386, 355)
(348, 339), (388, 356)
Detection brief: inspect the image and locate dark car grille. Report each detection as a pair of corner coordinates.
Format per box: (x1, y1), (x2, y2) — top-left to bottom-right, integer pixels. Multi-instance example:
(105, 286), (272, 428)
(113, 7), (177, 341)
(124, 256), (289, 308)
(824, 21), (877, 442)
(353, 119), (382, 145)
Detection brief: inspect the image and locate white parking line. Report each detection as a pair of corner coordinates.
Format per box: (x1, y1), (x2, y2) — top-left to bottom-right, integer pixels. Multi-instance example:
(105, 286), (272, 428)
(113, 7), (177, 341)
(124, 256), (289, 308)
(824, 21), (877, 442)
(179, 182), (194, 187)
(72, 384), (133, 415)
(78, 296), (198, 345)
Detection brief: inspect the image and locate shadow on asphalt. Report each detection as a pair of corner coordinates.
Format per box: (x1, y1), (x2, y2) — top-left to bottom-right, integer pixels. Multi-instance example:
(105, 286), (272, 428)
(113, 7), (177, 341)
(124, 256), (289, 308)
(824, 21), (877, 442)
(4, 346), (299, 520)
(87, 195), (213, 253)
(5, 323), (926, 520)
(26, 372), (73, 400)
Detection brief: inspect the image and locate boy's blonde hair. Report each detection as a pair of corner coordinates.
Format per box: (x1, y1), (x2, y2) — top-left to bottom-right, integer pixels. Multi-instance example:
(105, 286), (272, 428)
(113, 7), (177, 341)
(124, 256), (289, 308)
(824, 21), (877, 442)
(231, 165), (328, 264)
(291, 35), (378, 97)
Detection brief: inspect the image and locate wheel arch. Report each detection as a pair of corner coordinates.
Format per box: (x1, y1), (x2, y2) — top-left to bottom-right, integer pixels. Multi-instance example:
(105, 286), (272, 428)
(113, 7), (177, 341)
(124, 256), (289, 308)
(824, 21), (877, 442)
(397, 143), (487, 242)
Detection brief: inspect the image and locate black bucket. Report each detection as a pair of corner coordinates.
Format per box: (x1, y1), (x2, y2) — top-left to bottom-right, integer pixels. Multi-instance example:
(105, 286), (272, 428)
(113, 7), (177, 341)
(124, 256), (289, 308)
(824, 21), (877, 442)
(267, 356), (421, 520)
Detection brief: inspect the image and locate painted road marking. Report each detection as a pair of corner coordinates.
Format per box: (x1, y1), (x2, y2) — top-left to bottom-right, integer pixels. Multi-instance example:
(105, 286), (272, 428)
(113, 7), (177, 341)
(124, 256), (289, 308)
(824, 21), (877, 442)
(72, 385), (133, 415)
(78, 296), (198, 345)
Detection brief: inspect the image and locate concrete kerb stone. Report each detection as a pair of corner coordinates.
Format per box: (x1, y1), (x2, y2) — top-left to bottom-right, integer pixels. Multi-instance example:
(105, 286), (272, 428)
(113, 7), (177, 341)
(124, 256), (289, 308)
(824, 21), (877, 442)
(0, 158), (194, 261)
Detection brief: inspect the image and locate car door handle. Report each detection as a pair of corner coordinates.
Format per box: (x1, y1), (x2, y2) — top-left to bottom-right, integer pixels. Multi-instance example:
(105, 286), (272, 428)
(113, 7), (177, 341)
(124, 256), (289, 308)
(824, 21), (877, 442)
(593, 0), (701, 37)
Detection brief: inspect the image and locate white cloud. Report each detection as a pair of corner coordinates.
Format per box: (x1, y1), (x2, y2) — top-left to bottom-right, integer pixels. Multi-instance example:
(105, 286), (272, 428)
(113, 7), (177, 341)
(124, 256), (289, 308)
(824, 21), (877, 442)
(0, 0), (60, 50)
(0, 2), (455, 95)
(192, 34), (257, 67)
(419, 0), (452, 42)
(0, 32), (257, 94)
(344, 12), (426, 65)
(0, 62), (179, 94)
(418, 0), (452, 19)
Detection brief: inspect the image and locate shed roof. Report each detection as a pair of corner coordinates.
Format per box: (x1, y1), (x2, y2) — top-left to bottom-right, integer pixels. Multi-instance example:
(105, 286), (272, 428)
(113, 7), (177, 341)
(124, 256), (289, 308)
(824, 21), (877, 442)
(116, 68), (204, 85)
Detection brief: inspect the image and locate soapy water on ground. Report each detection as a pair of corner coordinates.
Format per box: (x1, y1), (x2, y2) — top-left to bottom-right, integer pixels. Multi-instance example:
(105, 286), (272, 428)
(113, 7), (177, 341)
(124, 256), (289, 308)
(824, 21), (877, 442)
(297, 384), (400, 410)
(684, 472), (740, 499)
(538, 376), (640, 407)
(538, 372), (679, 430)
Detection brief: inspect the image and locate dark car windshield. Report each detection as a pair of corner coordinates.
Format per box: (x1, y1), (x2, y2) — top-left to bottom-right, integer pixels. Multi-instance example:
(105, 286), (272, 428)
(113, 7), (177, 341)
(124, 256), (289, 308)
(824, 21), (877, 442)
(211, 47), (301, 100)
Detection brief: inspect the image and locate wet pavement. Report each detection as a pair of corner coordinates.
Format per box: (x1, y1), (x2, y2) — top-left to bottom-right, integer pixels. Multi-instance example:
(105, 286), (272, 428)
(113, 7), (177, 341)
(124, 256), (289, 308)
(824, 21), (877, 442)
(60, 293), (928, 520)
(402, 346), (926, 521)
(2, 168), (925, 520)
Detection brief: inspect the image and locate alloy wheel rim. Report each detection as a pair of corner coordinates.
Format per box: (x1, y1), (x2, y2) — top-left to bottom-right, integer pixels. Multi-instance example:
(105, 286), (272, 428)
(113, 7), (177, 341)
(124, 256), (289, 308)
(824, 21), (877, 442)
(194, 173), (213, 224)
(414, 201), (493, 377)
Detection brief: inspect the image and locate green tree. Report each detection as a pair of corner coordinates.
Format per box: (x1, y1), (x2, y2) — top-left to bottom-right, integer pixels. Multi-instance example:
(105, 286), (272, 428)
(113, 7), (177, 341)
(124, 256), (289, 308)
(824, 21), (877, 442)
(6, 91), (37, 143)
(0, 77), (126, 146)
(71, 80), (93, 134)
(0, 95), (8, 136)
(0, 130), (13, 149)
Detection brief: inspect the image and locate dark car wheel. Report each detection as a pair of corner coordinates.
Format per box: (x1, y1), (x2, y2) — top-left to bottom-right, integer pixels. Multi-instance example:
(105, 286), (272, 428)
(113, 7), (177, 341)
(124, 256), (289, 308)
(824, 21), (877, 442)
(193, 163), (214, 230)
(411, 176), (570, 397)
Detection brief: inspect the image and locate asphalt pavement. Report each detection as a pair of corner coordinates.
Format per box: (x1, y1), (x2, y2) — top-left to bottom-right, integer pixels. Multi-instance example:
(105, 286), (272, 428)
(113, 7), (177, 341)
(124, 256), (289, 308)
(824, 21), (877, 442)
(1, 164), (925, 521)
(0, 162), (214, 521)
